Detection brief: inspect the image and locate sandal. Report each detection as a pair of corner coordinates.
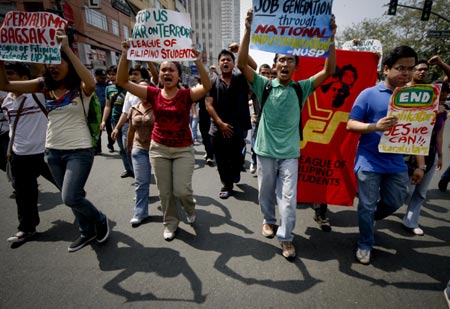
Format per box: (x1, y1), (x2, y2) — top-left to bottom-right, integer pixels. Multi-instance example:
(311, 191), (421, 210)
(219, 190), (231, 199)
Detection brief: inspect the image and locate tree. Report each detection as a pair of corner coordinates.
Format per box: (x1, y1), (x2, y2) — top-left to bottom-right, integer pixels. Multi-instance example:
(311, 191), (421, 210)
(338, 0), (449, 78)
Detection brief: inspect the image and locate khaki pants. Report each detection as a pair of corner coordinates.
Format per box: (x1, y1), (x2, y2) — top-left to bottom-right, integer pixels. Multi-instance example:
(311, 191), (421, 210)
(150, 141), (195, 231)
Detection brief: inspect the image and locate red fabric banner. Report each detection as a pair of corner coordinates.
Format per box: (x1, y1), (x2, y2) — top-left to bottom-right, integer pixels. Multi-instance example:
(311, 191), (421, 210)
(293, 49), (379, 206)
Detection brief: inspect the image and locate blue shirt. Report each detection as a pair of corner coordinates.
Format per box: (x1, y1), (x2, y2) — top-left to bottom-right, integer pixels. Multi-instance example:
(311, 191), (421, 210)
(349, 82), (407, 174)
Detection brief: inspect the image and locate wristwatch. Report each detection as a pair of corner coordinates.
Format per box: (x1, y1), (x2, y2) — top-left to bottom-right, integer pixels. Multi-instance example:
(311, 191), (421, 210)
(417, 165), (427, 171)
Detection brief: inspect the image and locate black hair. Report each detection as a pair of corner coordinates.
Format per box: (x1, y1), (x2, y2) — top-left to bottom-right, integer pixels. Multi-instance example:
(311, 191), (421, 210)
(107, 65), (117, 74)
(273, 54), (299, 66)
(416, 59), (429, 67)
(4, 62), (31, 79)
(382, 46), (418, 69)
(43, 50), (81, 91)
(218, 49), (235, 62)
(129, 64), (151, 83)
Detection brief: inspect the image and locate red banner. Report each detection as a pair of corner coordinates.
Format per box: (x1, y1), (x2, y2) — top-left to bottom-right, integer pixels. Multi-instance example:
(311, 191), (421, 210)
(293, 49), (379, 206)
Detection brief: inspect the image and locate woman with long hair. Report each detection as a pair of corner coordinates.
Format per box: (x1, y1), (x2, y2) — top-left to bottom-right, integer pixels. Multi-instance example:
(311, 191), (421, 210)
(0, 29), (109, 252)
(116, 41), (211, 240)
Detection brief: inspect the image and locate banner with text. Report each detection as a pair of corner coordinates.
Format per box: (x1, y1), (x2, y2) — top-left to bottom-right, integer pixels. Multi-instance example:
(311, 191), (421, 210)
(378, 84), (441, 156)
(0, 11), (67, 64)
(293, 49), (379, 206)
(128, 9), (195, 61)
(250, 0), (334, 58)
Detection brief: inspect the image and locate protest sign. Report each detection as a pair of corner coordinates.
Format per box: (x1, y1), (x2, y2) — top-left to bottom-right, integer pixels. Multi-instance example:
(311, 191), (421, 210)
(128, 9), (195, 61)
(342, 39), (383, 70)
(0, 11), (67, 64)
(379, 84), (441, 156)
(293, 50), (379, 206)
(250, 0), (334, 58)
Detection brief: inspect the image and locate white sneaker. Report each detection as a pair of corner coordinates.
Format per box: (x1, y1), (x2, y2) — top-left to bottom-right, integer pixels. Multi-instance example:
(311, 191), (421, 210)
(356, 248), (371, 265)
(250, 163), (256, 174)
(163, 228), (176, 241)
(186, 212), (196, 224)
(130, 217), (142, 225)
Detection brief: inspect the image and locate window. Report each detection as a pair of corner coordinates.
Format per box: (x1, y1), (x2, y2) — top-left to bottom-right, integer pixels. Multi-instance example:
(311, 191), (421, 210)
(85, 7), (108, 31)
(112, 19), (119, 36)
(123, 25), (130, 40)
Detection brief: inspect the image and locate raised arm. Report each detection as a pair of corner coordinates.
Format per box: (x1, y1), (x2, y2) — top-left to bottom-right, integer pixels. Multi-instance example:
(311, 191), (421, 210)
(147, 61), (159, 85)
(312, 15), (337, 88)
(58, 29), (95, 96)
(429, 55), (450, 79)
(116, 41), (148, 99)
(190, 49), (211, 102)
(237, 9), (256, 84)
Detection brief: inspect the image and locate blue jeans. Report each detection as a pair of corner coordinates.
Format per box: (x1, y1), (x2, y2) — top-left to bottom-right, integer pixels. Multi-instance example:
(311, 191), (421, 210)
(131, 147), (151, 219)
(257, 155), (298, 242)
(403, 154), (438, 228)
(45, 148), (106, 237)
(112, 120), (133, 174)
(190, 116), (199, 141)
(356, 169), (408, 250)
(250, 124), (257, 166)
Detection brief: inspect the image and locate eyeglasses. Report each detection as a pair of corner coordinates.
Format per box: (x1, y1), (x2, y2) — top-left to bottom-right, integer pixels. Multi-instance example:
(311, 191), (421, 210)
(277, 58), (295, 65)
(392, 66), (415, 73)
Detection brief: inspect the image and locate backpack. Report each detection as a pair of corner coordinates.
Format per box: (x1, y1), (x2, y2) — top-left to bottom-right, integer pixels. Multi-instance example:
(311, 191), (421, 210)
(80, 91), (102, 147)
(258, 79), (304, 140)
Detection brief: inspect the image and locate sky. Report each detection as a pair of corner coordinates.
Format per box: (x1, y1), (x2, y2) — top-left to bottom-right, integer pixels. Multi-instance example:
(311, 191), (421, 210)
(239, 0), (387, 66)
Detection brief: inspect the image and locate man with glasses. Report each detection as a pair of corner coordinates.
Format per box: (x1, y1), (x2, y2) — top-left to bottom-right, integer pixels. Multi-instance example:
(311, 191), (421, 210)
(237, 9), (337, 259)
(346, 46), (425, 265)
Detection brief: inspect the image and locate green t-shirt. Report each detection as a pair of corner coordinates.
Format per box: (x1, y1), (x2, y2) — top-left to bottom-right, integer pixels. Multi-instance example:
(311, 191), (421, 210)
(105, 84), (126, 122)
(251, 72), (314, 159)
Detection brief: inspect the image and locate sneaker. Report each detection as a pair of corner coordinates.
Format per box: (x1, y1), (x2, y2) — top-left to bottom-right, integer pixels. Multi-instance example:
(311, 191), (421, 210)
(439, 179), (448, 192)
(444, 288), (450, 309)
(402, 224), (424, 236)
(95, 217), (110, 243)
(163, 228), (176, 241)
(314, 214), (332, 232)
(186, 211), (196, 224)
(356, 248), (371, 265)
(250, 163), (256, 174)
(7, 231), (35, 243)
(262, 223), (275, 238)
(130, 217), (143, 227)
(206, 158), (214, 167)
(68, 235), (95, 252)
(280, 241), (296, 258)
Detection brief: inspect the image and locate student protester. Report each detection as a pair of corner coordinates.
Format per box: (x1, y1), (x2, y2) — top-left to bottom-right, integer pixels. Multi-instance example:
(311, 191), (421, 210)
(126, 80), (154, 227)
(116, 41), (211, 241)
(346, 45), (424, 265)
(205, 44), (257, 199)
(0, 29), (109, 252)
(101, 65), (133, 178)
(94, 68), (112, 154)
(410, 59), (429, 84)
(237, 9), (337, 259)
(403, 56), (450, 235)
(1, 62), (57, 244)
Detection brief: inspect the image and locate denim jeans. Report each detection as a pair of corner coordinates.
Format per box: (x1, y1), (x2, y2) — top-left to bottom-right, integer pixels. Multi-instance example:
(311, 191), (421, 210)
(257, 155), (298, 242)
(403, 154), (438, 228)
(190, 116), (199, 141)
(45, 148), (106, 237)
(250, 124), (257, 166)
(112, 120), (133, 174)
(356, 169), (408, 250)
(131, 147), (151, 219)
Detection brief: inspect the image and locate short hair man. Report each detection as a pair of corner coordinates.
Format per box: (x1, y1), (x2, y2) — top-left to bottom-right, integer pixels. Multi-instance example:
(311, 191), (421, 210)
(346, 46), (424, 265)
(237, 9), (337, 259)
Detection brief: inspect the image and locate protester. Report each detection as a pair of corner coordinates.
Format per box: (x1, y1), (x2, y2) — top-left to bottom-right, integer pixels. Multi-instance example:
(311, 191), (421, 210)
(402, 56), (450, 234)
(101, 65), (133, 178)
(126, 80), (154, 227)
(0, 90), (9, 172)
(346, 45), (424, 265)
(0, 29), (109, 252)
(195, 76), (214, 166)
(205, 44), (256, 199)
(1, 62), (57, 244)
(116, 40), (211, 241)
(237, 9), (337, 259)
(94, 68), (112, 155)
(410, 59), (429, 84)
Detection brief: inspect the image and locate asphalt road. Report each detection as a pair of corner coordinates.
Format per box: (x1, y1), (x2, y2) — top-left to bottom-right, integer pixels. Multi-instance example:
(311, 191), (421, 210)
(1, 122), (449, 308)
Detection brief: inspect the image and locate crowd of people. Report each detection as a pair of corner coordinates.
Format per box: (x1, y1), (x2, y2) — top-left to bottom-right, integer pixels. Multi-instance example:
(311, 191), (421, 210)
(1, 9), (450, 302)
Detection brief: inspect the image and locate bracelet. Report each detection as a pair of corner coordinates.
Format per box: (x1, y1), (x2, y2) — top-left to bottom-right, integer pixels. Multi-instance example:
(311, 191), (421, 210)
(416, 165), (427, 171)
